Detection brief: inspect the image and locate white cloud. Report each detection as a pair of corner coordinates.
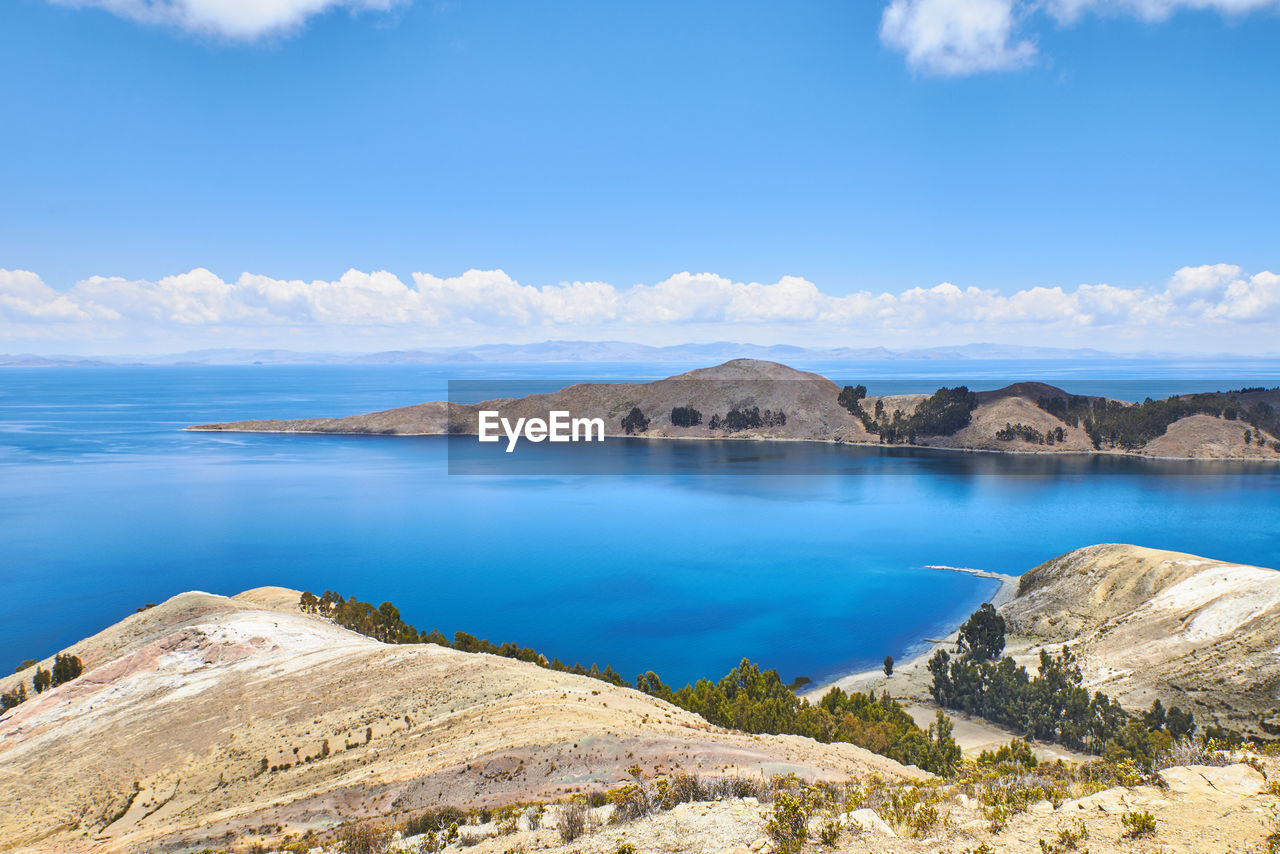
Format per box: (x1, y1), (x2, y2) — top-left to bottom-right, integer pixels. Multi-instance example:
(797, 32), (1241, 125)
(880, 0), (1280, 75)
(881, 0), (1036, 75)
(1047, 0), (1280, 23)
(1205, 270), (1280, 321)
(2, 263), (1278, 353)
(49, 0), (405, 39)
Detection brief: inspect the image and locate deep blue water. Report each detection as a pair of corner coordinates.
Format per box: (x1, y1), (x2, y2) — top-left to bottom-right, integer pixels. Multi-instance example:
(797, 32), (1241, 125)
(2, 361), (1279, 687)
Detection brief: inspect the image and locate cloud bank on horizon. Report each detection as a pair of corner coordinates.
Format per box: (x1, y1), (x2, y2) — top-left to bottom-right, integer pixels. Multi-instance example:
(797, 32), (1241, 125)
(2, 264), (1277, 354)
(48, 0), (1280, 74)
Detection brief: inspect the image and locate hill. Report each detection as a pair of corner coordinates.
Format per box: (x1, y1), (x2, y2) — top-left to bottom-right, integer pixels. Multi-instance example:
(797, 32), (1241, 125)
(4, 571), (1280, 853)
(189, 359), (1280, 462)
(1001, 544), (1280, 739)
(0, 588), (916, 853)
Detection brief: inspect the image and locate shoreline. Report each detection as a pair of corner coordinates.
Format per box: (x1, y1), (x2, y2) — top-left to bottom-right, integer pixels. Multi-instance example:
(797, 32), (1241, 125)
(800, 564), (1019, 703)
(184, 425), (1280, 464)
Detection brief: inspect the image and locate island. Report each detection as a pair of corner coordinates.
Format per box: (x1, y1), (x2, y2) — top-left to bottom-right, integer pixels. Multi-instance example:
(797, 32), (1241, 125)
(189, 358), (1280, 462)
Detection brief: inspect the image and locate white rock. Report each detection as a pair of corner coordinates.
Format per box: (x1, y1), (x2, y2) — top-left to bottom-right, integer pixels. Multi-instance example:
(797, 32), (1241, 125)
(847, 808), (896, 836)
(1158, 764), (1266, 796)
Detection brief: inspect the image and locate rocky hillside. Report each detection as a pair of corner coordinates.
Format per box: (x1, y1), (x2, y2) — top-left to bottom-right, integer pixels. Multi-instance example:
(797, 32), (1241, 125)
(190, 360), (873, 443)
(5, 568), (1280, 852)
(189, 359), (1280, 461)
(0, 588), (916, 853)
(1002, 544), (1280, 738)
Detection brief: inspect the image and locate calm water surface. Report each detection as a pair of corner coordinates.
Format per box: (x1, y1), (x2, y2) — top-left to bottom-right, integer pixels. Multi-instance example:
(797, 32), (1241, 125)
(2, 361), (1278, 686)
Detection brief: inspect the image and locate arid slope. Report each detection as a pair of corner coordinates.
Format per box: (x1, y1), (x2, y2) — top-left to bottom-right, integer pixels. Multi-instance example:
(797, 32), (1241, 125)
(0, 589), (917, 854)
(1002, 544), (1280, 738)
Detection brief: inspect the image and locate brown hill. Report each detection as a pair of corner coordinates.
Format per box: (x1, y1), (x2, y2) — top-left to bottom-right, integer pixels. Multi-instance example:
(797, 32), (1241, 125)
(0, 589), (916, 853)
(188, 359), (1280, 461)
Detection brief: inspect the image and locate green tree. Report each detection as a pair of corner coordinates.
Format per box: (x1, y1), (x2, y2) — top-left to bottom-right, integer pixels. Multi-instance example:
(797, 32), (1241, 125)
(670, 406), (702, 427)
(927, 709), (962, 775)
(959, 603), (1006, 661)
(1166, 705), (1195, 739)
(1142, 699), (1166, 731)
(883, 655), (894, 676)
(621, 407), (650, 434)
(32, 666), (51, 693)
(50, 654), (82, 687)
(837, 385), (867, 409)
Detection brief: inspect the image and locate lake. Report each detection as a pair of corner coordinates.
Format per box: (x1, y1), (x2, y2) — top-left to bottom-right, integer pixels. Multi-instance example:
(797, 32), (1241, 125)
(2, 360), (1279, 687)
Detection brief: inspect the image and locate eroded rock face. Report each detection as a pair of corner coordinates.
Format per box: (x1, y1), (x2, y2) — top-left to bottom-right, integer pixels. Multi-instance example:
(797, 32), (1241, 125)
(1001, 544), (1280, 737)
(0, 588), (920, 853)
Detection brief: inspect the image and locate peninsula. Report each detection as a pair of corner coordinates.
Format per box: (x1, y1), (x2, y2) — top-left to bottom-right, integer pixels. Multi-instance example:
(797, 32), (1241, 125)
(4, 544), (1280, 853)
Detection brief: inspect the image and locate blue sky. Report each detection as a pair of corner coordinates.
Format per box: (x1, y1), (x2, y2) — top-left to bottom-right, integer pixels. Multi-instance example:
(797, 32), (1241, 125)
(1, 0), (1278, 353)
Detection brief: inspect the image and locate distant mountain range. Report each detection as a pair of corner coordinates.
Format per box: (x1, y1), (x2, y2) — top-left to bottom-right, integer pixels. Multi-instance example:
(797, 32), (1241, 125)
(0, 340), (1247, 367)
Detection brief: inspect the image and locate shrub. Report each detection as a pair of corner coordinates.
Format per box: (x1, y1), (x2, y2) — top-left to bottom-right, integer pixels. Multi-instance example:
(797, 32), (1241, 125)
(1266, 822), (1280, 854)
(972, 770), (1069, 832)
(706, 776), (768, 800)
(338, 823), (392, 854)
(1155, 739), (1230, 770)
(978, 739), (1038, 770)
(405, 806), (466, 836)
(818, 818), (842, 846)
(1039, 819), (1088, 852)
(907, 803), (939, 838)
(1120, 809), (1156, 838)
(607, 783), (650, 822)
(656, 773), (706, 809)
(765, 791), (811, 854)
(558, 801), (587, 842)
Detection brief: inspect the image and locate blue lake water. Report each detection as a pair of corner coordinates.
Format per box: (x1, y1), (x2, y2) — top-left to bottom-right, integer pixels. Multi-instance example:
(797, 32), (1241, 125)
(2, 361), (1279, 687)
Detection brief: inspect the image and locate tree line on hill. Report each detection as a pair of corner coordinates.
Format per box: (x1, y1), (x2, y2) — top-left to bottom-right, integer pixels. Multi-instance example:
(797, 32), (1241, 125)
(995, 423), (1068, 445)
(709, 406), (786, 431)
(928, 604), (1199, 765)
(1, 653), (84, 712)
(670, 406), (702, 427)
(297, 589), (961, 774)
(838, 385), (979, 444)
(636, 660), (961, 774)
(663, 404), (789, 432)
(1037, 392), (1280, 451)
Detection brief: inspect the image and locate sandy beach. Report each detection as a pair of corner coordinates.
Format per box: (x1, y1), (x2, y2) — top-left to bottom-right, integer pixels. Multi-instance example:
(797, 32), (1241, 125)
(796, 565), (1094, 762)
